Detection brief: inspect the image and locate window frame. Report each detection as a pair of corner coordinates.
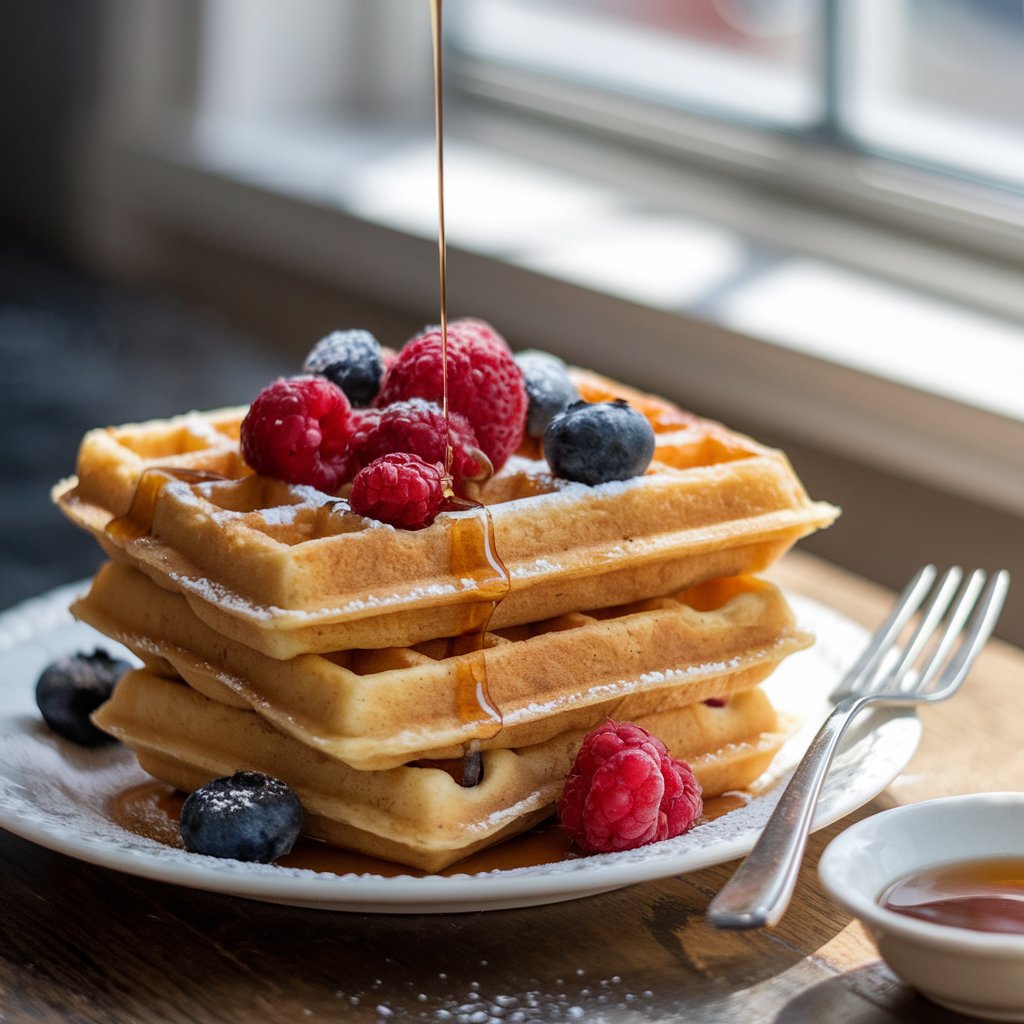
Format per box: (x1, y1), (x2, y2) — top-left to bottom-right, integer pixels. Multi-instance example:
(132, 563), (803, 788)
(447, 0), (1024, 270)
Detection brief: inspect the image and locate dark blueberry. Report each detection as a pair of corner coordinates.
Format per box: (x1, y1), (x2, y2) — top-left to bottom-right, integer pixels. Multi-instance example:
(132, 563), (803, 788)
(179, 771), (302, 863)
(35, 649), (130, 746)
(514, 349), (579, 439)
(303, 329), (384, 406)
(543, 399), (655, 485)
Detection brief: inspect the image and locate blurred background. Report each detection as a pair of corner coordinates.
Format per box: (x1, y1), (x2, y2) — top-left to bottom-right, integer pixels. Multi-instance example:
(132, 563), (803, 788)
(2, 0), (1022, 639)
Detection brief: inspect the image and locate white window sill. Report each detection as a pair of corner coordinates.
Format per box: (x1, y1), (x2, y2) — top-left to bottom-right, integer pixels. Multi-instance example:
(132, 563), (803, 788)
(77, 112), (1024, 517)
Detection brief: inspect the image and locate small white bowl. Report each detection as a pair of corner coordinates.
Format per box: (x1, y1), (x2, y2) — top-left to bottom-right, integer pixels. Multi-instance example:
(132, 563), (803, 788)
(819, 792), (1024, 1021)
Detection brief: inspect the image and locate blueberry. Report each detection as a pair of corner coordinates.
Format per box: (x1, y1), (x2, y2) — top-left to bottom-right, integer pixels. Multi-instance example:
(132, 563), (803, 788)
(35, 649), (130, 746)
(514, 349), (579, 439)
(179, 771), (302, 863)
(303, 329), (384, 406)
(543, 399), (656, 485)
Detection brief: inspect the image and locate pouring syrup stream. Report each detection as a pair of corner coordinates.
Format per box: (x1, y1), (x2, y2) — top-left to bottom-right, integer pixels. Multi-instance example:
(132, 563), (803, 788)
(429, 0), (507, 743)
(430, 0), (455, 498)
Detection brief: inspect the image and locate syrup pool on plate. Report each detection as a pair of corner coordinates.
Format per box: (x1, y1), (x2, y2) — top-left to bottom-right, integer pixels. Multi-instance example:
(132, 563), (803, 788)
(108, 781), (744, 877)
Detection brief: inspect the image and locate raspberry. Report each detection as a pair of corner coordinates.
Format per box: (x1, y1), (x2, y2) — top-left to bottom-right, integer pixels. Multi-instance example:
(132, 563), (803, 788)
(241, 376), (353, 492)
(349, 452), (445, 529)
(348, 405), (379, 437)
(569, 719), (667, 779)
(445, 316), (510, 352)
(349, 398), (486, 487)
(375, 319), (527, 471)
(558, 720), (703, 853)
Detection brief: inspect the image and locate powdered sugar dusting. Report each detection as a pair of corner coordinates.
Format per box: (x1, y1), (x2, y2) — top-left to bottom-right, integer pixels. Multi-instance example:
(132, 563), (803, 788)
(510, 557), (559, 579)
(337, 968), (655, 1023)
(487, 471), (654, 520)
(164, 571), (466, 622)
(503, 657), (746, 724)
(258, 505), (300, 527)
(197, 786), (257, 815)
(178, 413), (240, 447)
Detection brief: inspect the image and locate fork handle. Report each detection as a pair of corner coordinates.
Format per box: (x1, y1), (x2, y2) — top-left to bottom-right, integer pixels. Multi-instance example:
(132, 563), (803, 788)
(707, 693), (872, 930)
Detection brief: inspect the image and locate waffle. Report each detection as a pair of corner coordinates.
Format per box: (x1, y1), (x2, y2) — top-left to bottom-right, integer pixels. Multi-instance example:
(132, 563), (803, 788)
(54, 370), (838, 658)
(94, 668), (787, 871)
(75, 562), (811, 770)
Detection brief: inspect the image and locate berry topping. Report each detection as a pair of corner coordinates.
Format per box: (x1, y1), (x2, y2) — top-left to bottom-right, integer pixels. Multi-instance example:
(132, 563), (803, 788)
(515, 349), (580, 439)
(347, 405), (379, 438)
(350, 398), (486, 487)
(179, 770), (302, 863)
(35, 649), (131, 746)
(543, 399), (655, 486)
(303, 329), (385, 406)
(444, 316), (509, 352)
(558, 720), (703, 854)
(375, 319), (527, 471)
(241, 376), (354, 492)
(349, 452), (445, 529)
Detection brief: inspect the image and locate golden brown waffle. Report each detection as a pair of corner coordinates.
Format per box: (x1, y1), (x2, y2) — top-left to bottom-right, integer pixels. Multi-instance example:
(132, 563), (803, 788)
(75, 562), (811, 770)
(94, 669), (786, 871)
(54, 370), (837, 657)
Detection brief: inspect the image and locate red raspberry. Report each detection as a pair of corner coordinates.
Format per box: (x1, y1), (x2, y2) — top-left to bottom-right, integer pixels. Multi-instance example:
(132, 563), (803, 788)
(558, 720), (703, 854)
(241, 376), (353, 492)
(348, 406), (379, 436)
(654, 750), (704, 843)
(569, 720), (667, 780)
(348, 452), (445, 529)
(349, 399), (486, 488)
(445, 316), (509, 352)
(375, 320), (527, 471)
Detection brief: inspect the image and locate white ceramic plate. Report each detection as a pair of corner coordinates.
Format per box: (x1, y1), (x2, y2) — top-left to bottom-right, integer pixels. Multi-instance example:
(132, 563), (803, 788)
(0, 582), (920, 913)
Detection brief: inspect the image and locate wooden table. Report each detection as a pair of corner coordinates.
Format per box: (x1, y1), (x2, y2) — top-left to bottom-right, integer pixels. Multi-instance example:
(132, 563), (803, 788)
(2, 552), (1020, 1023)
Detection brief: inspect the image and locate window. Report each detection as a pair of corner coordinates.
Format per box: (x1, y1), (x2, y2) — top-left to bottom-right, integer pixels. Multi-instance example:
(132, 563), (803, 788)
(452, 0), (823, 129)
(846, 0), (1024, 191)
(450, 0), (1024, 235)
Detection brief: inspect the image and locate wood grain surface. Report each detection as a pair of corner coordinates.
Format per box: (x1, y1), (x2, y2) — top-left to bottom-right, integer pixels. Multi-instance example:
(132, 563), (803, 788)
(1, 551), (1019, 1023)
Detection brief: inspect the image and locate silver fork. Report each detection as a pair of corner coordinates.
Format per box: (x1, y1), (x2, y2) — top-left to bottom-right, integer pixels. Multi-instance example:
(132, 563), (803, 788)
(707, 564), (1010, 931)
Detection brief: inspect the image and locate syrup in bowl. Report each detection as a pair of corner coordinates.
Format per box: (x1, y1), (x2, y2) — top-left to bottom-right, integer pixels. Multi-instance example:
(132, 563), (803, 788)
(880, 857), (1024, 936)
(819, 793), (1024, 1021)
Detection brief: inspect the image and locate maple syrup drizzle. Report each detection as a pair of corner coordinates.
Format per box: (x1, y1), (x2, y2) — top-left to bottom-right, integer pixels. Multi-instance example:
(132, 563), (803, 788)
(430, 0), (455, 496)
(106, 467), (230, 544)
(443, 497), (510, 738)
(108, 782), (741, 877)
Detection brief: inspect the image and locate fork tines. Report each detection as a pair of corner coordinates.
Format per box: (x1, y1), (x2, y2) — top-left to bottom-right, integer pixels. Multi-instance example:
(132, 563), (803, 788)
(836, 566), (1010, 700)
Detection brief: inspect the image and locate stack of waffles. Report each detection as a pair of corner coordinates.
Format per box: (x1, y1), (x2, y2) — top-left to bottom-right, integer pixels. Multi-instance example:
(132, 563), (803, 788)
(54, 369), (837, 870)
